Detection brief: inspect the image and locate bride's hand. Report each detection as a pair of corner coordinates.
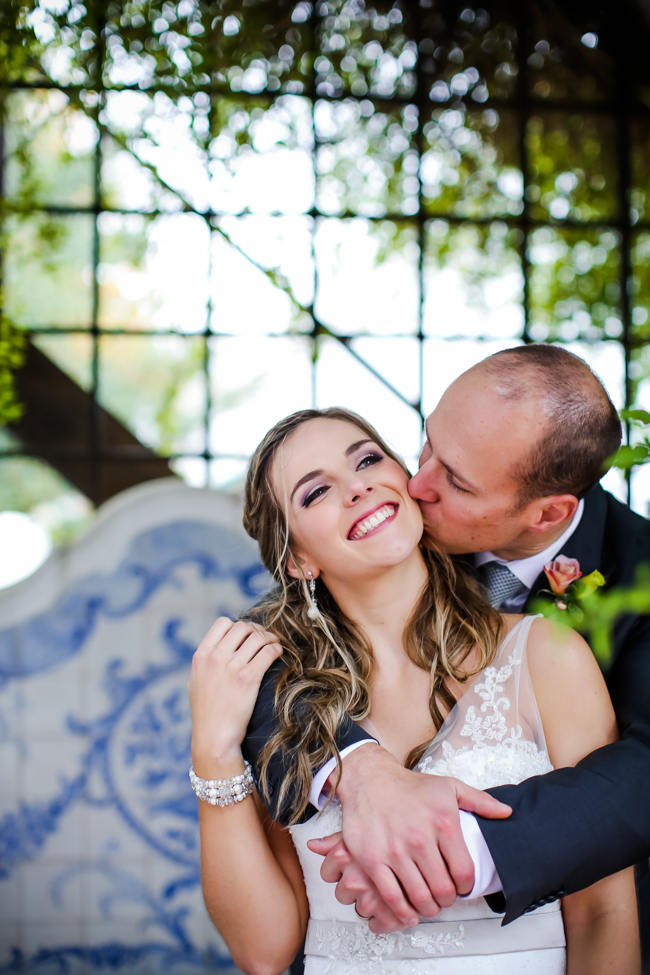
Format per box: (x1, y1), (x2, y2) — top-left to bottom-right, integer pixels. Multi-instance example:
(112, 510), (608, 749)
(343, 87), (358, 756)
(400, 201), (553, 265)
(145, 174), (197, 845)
(189, 616), (283, 771)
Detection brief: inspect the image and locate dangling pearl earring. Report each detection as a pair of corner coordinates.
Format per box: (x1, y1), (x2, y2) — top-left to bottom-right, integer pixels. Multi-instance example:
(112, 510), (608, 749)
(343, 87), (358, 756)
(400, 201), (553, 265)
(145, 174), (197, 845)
(306, 570), (320, 620)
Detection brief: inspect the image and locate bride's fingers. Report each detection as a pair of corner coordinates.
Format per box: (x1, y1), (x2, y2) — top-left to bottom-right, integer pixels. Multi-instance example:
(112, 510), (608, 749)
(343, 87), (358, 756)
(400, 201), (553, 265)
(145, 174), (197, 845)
(194, 615), (235, 656)
(412, 845), (457, 909)
(317, 838), (351, 884)
(230, 629), (279, 665)
(391, 857), (441, 918)
(367, 864), (419, 928)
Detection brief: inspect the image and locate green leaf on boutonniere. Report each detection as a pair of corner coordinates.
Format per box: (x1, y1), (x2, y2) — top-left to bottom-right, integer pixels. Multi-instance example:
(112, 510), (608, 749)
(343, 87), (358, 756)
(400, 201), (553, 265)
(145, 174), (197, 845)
(531, 565), (650, 667)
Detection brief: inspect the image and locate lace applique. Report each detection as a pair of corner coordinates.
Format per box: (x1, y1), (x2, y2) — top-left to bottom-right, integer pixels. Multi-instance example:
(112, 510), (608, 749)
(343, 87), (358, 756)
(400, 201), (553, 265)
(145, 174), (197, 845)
(417, 627), (553, 788)
(308, 919), (465, 974)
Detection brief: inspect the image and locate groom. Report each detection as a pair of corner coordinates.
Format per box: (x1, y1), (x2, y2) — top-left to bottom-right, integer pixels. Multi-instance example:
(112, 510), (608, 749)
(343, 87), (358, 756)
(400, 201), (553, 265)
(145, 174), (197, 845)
(244, 344), (650, 960)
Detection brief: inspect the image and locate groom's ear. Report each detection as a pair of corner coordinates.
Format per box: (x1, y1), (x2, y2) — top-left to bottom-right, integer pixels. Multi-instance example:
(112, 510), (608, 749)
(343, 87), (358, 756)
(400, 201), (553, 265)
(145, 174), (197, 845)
(529, 494), (579, 535)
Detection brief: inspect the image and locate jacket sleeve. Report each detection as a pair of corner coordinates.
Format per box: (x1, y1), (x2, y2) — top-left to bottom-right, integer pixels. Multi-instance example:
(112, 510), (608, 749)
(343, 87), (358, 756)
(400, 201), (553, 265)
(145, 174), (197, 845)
(479, 612), (650, 924)
(242, 658), (370, 824)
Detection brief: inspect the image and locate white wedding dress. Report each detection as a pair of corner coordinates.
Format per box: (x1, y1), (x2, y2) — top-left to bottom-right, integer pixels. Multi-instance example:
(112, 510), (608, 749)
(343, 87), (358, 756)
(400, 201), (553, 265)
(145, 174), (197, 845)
(290, 615), (566, 974)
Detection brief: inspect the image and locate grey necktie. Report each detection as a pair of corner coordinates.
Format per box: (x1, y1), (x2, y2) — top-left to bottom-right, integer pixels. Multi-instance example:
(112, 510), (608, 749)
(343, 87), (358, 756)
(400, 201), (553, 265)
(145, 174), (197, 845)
(479, 561), (528, 609)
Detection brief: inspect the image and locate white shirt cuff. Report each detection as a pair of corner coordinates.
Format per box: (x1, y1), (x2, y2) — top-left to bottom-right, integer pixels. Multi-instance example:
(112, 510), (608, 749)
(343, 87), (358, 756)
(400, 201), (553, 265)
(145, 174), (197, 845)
(458, 811), (503, 898)
(309, 739), (376, 810)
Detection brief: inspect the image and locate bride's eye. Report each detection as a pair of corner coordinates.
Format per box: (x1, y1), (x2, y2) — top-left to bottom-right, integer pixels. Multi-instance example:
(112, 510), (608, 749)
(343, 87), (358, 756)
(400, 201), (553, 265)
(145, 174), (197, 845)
(357, 451), (383, 470)
(303, 484), (328, 507)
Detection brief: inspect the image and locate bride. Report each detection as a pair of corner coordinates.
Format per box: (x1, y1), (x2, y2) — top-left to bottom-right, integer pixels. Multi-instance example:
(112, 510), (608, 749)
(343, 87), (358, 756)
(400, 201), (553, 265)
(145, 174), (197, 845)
(188, 407), (639, 975)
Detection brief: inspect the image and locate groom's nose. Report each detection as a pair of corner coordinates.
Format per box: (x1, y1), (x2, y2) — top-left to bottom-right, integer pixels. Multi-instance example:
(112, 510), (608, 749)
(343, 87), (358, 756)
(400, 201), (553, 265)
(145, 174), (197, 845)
(408, 461), (439, 502)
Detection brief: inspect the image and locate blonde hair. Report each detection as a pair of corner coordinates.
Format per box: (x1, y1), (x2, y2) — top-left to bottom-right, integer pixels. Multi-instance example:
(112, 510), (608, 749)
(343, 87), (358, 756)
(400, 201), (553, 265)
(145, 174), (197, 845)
(243, 408), (502, 824)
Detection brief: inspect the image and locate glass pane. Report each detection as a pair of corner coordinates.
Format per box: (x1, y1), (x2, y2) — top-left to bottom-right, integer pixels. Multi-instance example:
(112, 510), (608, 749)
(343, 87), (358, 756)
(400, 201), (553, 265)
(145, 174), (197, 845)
(628, 357), (650, 517)
(419, 7), (518, 102)
(527, 112), (618, 221)
(5, 90), (96, 208)
(631, 120), (650, 225)
(98, 335), (206, 454)
(209, 336), (313, 456)
(422, 106), (522, 218)
(314, 219), (419, 336)
(216, 215), (314, 323)
(98, 213), (210, 333)
(315, 100), (418, 217)
(631, 233), (650, 345)
(32, 334), (94, 393)
(101, 90), (210, 212)
(422, 339), (521, 418)
(527, 22), (613, 102)
(102, 4), (312, 94)
(528, 228), (621, 341)
(211, 222), (311, 336)
(315, 337), (422, 471)
(4, 214), (94, 329)
(316, 5), (416, 99)
(348, 337), (421, 410)
(210, 95), (314, 214)
(423, 222), (523, 339)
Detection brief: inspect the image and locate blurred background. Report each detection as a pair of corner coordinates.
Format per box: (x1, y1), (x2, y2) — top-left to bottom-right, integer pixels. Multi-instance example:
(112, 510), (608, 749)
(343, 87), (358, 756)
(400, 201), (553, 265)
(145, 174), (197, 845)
(0, 1), (649, 972)
(1, 0), (649, 586)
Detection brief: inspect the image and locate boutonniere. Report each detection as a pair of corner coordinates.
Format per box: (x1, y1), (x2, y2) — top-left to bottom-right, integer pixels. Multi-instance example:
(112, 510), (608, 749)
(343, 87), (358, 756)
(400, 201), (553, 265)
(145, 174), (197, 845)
(543, 555), (605, 610)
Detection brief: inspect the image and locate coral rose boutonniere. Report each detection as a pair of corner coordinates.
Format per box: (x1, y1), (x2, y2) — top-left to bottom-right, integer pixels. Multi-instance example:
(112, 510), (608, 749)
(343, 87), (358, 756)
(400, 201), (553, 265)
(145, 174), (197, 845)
(543, 555), (605, 610)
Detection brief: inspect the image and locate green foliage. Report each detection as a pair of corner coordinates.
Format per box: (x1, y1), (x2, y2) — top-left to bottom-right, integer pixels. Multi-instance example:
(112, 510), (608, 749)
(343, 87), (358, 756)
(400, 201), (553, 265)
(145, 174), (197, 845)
(531, 564), (650, 667)
(611, 409), (650, 472)
(0, 316), (26, 424)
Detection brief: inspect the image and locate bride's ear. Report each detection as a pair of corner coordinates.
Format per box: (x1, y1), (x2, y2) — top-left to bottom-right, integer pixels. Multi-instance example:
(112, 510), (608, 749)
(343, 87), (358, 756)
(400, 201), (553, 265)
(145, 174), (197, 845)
(286, 550), (319, 581)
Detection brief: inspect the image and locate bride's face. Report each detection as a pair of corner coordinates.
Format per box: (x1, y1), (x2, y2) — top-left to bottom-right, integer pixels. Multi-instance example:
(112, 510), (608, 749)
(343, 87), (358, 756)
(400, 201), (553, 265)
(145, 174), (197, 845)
(270, 417), (424, 586)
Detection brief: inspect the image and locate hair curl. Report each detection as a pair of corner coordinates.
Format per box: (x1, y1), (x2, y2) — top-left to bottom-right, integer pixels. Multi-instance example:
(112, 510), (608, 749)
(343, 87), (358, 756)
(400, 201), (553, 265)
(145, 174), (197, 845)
(242, 408), (502, 824)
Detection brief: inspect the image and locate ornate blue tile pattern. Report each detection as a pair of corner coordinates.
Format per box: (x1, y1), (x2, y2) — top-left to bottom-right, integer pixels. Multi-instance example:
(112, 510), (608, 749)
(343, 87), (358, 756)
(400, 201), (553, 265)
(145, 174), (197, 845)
(0, 480), (269, 973)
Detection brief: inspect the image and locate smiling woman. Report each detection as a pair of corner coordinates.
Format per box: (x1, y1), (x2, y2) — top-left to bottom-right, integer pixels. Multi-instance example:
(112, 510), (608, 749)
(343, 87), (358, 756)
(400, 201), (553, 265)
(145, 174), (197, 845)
(270, 415), (424, 593)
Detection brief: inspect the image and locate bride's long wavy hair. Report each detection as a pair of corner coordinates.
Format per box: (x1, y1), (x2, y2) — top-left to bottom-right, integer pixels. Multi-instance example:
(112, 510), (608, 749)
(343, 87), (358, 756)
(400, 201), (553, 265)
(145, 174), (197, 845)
(243, 408), (502, 824)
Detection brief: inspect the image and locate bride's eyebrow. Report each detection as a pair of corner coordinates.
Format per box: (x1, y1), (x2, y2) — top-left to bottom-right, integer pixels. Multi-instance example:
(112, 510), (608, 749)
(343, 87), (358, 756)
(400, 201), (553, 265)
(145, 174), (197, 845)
(289, 439), (377, 502)
(290, 469), (322, 502)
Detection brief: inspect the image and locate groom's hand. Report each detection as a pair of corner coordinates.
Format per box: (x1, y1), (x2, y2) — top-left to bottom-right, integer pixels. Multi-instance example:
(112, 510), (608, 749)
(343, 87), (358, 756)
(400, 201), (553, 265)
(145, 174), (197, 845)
(314, 743), (511, 931)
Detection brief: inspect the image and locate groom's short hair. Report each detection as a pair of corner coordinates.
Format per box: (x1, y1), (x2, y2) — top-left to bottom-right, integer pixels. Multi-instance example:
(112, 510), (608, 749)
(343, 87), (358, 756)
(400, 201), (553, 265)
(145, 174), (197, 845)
(481, 345), (622, 505)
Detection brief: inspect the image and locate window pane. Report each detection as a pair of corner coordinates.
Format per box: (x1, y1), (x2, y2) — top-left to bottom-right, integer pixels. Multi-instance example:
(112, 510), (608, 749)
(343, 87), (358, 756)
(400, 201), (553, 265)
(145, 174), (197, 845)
(315, 337), (422, 469)
(211, 222), (311, 336)
(98, 213), (210, 333)
(527, 113), (618, 221)
(209, 336), (313, 456)
(5, 90), (96, 208)
(422, 338), (520, 417)
(209, 95), (314, 214)
(419, 7), (518, 102)
(348, 337), (421, 407)
(316, 5), (416, 99)
(5, 214), (94, 329)
(215, 215), (314, 327)
(98, 335), (206, 454)
(631, 233), (650, 346)
(422, 106), (522, 218)
(528, 228), (621, 341)
(315, 99), (418, 217)
(32, 334), (94, 393)
(423, 222), (523, 339)
(527, 28), (613, 102)
(314, 219), (419, 336)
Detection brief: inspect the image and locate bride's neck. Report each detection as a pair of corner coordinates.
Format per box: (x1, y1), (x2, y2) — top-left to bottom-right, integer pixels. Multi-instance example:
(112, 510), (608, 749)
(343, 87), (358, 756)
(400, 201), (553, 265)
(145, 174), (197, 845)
(323, 550), (428, 657)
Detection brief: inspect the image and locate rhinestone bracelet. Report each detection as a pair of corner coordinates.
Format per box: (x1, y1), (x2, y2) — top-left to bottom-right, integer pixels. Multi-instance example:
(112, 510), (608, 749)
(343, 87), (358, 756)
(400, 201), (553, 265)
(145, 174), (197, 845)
(189, 761), (255, 807)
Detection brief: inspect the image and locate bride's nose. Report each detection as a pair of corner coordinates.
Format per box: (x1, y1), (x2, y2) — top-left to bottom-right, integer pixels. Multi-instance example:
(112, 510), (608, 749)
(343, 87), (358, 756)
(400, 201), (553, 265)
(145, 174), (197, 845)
(344, 477), (373, 506)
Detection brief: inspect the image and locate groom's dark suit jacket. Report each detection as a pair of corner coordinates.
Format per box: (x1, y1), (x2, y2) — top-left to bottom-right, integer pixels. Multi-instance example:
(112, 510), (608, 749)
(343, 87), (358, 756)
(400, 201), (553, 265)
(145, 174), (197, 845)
(244, 484), (650, 930)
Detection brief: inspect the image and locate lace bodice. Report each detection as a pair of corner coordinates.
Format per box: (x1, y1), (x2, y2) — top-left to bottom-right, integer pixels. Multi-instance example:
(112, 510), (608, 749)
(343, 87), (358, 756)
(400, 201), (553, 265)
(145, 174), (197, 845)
(289, 615), (566, 974)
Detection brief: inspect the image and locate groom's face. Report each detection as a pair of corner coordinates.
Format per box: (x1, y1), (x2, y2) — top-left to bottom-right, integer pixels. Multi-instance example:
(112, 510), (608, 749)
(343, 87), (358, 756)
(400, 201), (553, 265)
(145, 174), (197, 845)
(408, 370), (546, 558)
